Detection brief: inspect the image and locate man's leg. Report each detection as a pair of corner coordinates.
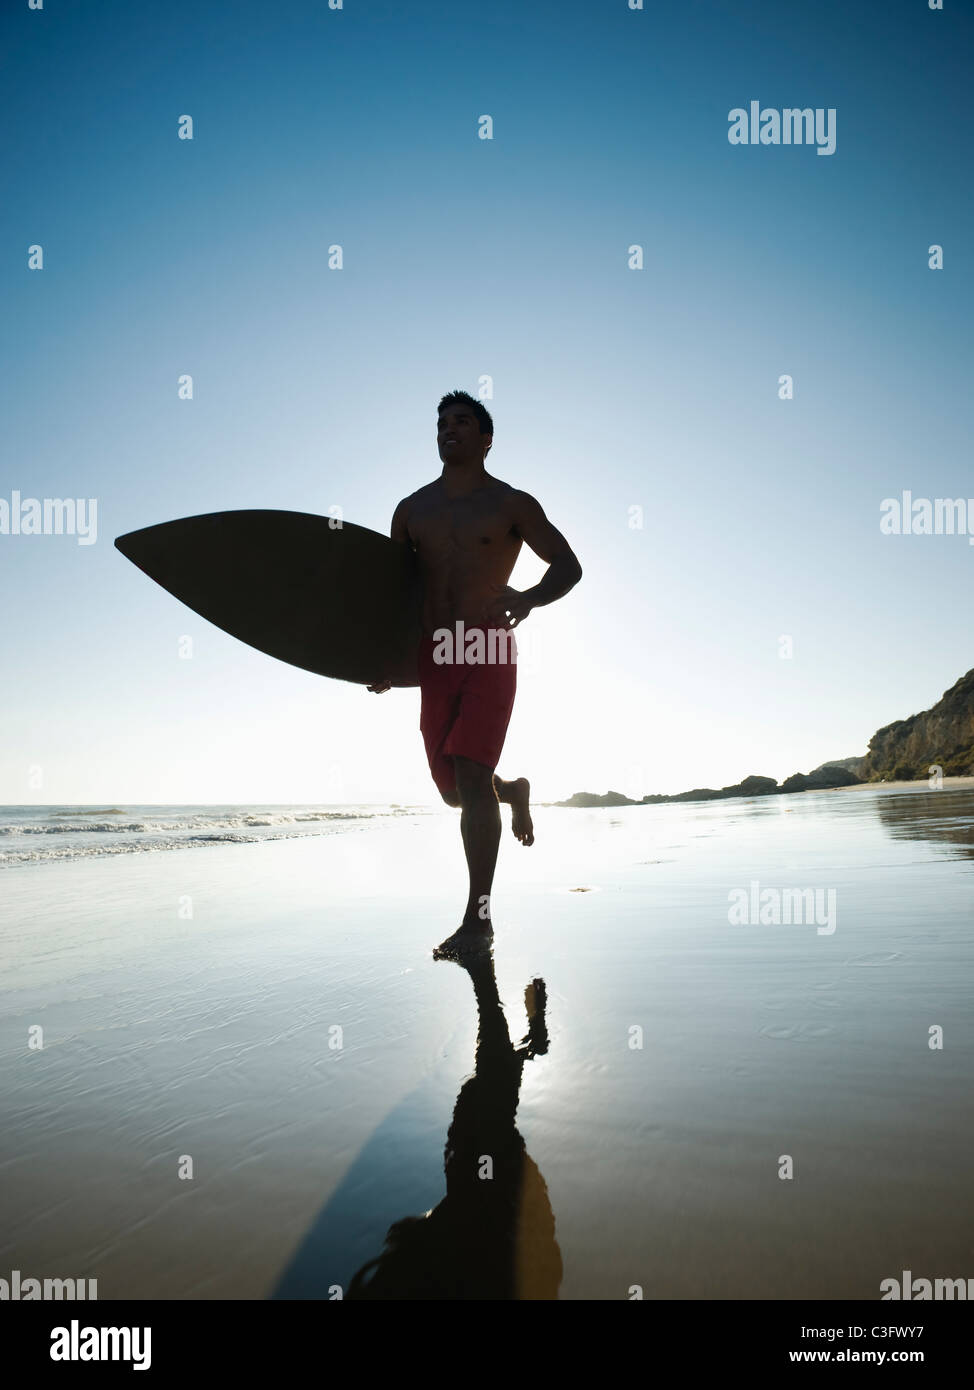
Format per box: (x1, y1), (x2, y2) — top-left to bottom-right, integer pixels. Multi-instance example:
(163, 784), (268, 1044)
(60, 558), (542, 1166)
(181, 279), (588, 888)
(493, 774), (534, 846)
(454, 755), (502, 933)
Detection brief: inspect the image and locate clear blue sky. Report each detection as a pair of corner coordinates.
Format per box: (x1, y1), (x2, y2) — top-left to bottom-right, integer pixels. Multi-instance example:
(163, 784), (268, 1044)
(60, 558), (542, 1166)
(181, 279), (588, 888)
(2, 0), (971, 805)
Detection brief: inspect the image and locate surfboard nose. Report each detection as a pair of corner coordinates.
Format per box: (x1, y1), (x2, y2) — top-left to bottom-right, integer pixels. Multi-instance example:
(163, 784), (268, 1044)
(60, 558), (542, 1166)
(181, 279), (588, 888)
(115, 524), (166, 576)
(114, 530), (140, 559)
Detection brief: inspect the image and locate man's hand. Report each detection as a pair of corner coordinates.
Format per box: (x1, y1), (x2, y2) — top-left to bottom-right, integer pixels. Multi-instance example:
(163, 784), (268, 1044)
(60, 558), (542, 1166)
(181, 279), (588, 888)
(367, 678), (393, 694)
(485, 585), (534, 628)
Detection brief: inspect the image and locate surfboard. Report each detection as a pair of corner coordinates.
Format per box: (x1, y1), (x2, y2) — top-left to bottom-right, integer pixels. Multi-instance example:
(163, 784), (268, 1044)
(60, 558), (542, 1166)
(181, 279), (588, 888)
(114, 510), (423, 687)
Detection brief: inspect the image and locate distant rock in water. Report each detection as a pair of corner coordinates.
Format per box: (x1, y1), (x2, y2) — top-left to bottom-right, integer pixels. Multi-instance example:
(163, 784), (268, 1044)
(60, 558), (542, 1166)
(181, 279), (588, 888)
(666, 774), (779, 803)
(860, 668), (974, 781)
(558, 768), (862, 809)
(555, 790), (639, 807)
(733, 775), (779, 796)
(662, 787), (723, 803)
(780, 765), (861, 793)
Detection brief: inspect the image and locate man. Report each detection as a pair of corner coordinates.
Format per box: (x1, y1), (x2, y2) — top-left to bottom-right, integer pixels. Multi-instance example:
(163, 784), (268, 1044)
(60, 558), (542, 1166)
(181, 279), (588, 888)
(369, 390), (582, 954)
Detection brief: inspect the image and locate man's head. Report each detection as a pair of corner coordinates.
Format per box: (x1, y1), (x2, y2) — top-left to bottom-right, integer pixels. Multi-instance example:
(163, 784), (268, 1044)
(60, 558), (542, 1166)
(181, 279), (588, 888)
(437, 390), (493, 466)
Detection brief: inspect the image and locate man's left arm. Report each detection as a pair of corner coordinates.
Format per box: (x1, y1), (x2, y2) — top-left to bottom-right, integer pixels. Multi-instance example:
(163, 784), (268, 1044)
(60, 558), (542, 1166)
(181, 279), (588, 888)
(490, 491), (582, 626)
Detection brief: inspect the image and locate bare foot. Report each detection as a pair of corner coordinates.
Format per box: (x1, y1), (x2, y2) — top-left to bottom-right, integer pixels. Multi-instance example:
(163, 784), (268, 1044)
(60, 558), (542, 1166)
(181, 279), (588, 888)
(509, 777), (534, 846)
(434, 922), (493, 959)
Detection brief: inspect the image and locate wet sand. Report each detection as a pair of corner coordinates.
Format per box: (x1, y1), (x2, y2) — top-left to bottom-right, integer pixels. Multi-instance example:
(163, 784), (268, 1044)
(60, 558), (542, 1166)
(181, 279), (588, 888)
(1, 783), (972, 1299)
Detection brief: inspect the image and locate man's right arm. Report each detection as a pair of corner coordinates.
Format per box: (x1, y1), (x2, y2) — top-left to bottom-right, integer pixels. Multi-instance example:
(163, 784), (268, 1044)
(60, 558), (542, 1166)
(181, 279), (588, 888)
(367, 497), (411, 694)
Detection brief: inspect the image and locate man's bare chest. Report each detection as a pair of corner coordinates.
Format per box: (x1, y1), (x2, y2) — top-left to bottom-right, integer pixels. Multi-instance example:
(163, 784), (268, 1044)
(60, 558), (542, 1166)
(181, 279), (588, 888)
(409, 494), (517, 553)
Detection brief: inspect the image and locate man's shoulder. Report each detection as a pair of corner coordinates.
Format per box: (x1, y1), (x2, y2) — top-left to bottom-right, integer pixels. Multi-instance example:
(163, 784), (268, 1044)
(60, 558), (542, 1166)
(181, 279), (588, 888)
(402, 480), (443, 507)
(394, 482), (433, 515)
(482, 475), (524, 504)
(479, 479), (544, 522)
(502, 483), (543, 513)
(415, 479), (444, 500)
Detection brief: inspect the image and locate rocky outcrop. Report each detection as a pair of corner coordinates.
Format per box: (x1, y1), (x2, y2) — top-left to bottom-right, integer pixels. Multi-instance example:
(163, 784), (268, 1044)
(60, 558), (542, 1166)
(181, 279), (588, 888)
(665, 774), (778, 803)
(557, 670), (974, 803)
(556, 769), (858, 809)
(859, 669), (974, 780)
(780, 764), (862, 793)
(555, 790), (639, 807)
(812, 756), (864, 776)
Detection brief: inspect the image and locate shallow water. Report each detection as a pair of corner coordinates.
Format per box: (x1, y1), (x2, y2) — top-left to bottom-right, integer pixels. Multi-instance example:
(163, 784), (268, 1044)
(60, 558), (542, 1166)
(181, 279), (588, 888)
(1, 785), (971, 1299)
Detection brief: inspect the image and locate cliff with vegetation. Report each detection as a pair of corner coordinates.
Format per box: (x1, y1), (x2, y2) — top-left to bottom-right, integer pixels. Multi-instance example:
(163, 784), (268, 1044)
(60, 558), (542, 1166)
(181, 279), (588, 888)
(859, 668), (974, 781)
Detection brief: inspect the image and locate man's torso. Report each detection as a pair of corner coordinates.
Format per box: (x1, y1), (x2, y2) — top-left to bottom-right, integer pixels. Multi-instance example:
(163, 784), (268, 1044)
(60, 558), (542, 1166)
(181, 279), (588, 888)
(404, 477), (523, 634)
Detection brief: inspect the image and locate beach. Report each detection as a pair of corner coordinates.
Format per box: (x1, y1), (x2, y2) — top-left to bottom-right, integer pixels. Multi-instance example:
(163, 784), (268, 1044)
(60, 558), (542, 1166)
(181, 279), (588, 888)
(2, 782), (972, 1299)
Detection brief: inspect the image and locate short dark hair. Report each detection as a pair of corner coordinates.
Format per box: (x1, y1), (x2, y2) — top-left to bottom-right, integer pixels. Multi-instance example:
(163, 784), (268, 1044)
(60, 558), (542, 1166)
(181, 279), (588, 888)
(437, 389), (493, 455)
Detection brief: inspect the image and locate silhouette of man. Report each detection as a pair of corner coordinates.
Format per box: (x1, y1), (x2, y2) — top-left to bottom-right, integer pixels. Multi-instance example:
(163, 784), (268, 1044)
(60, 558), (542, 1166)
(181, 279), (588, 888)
(369, 391), (581, 954)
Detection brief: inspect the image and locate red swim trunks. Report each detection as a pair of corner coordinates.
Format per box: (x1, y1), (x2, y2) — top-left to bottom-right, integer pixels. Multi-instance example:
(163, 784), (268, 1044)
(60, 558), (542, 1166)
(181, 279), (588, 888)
(419, 625), (517, 798)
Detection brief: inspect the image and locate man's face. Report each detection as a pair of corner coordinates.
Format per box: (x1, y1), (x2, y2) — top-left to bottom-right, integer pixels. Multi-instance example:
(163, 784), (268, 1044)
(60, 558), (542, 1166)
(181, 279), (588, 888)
(437, 404), (491, 465)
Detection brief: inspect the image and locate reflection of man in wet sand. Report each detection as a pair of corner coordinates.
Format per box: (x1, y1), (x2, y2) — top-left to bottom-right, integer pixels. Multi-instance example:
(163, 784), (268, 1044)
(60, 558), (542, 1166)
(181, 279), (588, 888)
(347, 960), (561, 1300)
(369, 390), (582, 954)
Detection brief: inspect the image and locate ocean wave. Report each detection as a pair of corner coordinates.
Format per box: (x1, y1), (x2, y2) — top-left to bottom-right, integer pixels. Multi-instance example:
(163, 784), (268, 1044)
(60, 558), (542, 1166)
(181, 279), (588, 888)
(0, 833), (263, 864)
(0, 812), (375, 836)
(1, 822), (169, 835)
(0, 804), (431, 865)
